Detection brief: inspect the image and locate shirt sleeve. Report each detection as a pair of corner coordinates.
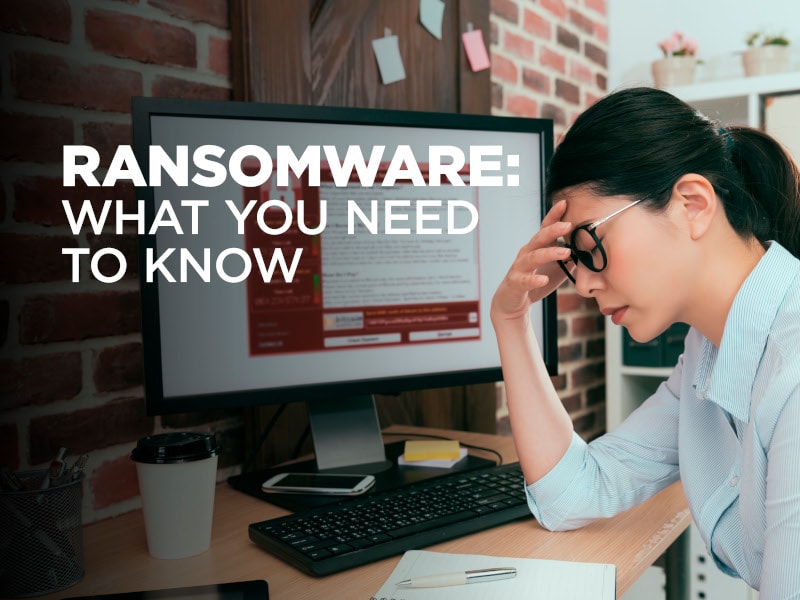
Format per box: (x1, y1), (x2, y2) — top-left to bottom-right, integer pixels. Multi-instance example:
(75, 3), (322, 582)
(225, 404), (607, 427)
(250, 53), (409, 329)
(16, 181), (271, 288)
(526, 359), (683, 531)
(760, 384), (800, 599)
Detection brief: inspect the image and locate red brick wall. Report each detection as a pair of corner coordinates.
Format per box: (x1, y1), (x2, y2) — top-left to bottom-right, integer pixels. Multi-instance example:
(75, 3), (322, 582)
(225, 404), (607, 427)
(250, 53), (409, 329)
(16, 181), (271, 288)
(490, 0), (609, 441)
(1, 0), (609, 524)
(0, 0), (235, 522)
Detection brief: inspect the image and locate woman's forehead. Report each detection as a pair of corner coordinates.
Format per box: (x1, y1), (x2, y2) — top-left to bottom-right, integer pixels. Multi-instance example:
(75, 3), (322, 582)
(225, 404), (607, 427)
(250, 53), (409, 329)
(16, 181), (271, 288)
(557, 186), (637, 223)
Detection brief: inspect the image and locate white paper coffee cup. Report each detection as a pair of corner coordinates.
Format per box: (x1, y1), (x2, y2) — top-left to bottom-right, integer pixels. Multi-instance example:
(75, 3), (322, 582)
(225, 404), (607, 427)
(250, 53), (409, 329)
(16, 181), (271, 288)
(131, 432), (221, 559)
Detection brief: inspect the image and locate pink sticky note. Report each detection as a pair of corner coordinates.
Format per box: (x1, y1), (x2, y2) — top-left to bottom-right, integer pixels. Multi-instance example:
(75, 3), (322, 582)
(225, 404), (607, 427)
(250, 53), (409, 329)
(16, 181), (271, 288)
(462, 29), (490, 72)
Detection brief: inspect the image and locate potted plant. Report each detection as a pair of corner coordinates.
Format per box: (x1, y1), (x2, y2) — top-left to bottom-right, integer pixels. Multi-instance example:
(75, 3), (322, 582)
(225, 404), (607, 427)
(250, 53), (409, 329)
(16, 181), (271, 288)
(743, 31), (791, 76)
(652, 32), (699, 88)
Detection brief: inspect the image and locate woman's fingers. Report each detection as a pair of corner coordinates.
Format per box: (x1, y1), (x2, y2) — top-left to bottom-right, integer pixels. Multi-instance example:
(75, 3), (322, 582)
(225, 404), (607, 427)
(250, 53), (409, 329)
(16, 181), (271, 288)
(498, 243), (570, 311)
(515, 239), (571, 279)
(521, 244), (571, 269)
(492, 200), (574, 319)
(541, 199), (568, 228)
(523, 206), (572, 256)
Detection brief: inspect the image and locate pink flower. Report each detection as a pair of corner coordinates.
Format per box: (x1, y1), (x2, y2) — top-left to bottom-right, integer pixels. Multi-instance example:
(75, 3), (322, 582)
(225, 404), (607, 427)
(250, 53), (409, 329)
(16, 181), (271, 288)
(658, 31), (698, 57)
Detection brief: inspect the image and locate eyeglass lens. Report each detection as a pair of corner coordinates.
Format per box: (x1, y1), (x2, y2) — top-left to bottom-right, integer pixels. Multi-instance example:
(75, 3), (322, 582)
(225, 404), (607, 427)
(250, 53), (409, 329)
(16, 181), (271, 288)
(571, 227), (607, 272)
(558, 226), (607, 284)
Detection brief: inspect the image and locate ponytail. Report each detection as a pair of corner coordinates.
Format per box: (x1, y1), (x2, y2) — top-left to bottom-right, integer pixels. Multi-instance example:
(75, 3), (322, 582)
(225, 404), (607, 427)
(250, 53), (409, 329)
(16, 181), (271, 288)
(724, 127), (800, 258)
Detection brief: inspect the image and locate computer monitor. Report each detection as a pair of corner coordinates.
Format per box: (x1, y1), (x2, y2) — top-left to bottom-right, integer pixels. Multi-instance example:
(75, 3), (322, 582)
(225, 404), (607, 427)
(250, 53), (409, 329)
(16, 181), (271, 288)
(132, 97), (556, 474)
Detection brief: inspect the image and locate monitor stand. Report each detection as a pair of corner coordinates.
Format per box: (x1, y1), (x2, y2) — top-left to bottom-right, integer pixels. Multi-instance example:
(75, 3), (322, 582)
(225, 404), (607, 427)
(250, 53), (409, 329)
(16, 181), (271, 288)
(306, 394), (393, 474)
(227, 394), (497, 512)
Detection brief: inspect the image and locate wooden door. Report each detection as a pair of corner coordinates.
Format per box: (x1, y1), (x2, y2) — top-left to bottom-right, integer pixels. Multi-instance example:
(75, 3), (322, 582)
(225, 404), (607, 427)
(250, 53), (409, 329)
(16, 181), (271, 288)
(229, 0), (496, 470)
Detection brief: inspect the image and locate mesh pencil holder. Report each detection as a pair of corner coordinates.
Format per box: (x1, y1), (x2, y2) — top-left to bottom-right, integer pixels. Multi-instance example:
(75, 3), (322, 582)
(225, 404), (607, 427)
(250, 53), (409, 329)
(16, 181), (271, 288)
(0, 470), (84, 598)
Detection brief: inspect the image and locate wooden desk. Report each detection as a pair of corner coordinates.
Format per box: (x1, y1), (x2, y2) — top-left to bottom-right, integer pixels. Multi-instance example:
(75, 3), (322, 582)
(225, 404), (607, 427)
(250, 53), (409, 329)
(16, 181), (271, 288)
(46, 427), (691, 600)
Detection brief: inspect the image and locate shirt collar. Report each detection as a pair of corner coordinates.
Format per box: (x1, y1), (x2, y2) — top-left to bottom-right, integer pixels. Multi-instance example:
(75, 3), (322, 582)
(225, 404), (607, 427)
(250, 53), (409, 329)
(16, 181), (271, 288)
(695, 242), (798, 423)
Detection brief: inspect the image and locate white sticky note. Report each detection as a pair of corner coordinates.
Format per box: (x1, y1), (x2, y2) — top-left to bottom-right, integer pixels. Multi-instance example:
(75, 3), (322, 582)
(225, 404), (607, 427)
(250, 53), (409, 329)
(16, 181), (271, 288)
(420, 0), (445, 40)
(462, 28), (490, 72)
(372, 33), (406, 85)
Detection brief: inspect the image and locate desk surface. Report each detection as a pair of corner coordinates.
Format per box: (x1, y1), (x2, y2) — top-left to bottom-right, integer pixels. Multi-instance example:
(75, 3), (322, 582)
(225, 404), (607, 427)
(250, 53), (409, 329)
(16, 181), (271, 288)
(45, 427), (690, 600)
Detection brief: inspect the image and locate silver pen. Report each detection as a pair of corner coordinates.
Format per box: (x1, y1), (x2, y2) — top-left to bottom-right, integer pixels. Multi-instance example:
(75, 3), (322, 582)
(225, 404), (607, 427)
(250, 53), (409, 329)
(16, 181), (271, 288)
(397, 566), (516, 588)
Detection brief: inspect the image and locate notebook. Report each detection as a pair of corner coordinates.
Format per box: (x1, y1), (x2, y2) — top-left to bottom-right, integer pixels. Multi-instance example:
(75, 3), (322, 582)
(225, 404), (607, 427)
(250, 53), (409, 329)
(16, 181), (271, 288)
(369, 550), (615, 600)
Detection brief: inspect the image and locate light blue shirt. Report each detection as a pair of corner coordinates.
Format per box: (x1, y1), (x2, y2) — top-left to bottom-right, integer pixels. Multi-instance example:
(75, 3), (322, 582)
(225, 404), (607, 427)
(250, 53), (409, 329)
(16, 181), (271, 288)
(526, 242), (800, 599)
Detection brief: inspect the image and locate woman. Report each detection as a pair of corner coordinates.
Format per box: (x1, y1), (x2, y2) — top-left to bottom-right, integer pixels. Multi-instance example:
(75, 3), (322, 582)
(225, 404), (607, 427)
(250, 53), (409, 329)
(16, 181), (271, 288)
(491, 86), (800, 598)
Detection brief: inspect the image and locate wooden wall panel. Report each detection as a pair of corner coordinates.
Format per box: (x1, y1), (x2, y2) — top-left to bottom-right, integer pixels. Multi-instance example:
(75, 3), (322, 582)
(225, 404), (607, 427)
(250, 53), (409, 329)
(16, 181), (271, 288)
(230, 0), (312, 103)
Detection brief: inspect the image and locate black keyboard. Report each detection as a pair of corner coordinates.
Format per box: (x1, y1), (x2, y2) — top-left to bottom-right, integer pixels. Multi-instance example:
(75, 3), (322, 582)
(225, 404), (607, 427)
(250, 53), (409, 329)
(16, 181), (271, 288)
(248, 462), (529, 576)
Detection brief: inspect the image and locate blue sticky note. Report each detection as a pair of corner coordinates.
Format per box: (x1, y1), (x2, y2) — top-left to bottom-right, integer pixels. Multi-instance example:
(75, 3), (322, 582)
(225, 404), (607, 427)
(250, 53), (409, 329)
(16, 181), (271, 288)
(372, 33), (406, 85)
(420, 0), (445, 40)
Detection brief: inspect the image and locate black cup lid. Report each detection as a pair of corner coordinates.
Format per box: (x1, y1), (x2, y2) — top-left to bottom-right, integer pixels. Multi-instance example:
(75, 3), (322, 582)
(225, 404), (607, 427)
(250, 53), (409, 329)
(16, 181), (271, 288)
(130, 432), (221, 464)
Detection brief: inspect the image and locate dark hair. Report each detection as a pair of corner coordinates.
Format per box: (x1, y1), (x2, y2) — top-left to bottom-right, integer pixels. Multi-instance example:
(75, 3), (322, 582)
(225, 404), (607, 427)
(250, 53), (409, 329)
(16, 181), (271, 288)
(546, 86), (800, 258)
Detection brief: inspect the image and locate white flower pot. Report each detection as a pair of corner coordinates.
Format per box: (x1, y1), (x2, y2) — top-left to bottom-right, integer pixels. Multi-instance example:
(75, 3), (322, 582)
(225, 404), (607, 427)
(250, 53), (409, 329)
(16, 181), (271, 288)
(651, 56), (696, 88)
(742, 45), (790, 76)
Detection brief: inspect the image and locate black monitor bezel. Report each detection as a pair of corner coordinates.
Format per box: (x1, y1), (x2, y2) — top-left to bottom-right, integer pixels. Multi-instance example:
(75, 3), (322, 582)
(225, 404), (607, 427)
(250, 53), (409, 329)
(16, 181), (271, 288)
(132, 97), (556, 416)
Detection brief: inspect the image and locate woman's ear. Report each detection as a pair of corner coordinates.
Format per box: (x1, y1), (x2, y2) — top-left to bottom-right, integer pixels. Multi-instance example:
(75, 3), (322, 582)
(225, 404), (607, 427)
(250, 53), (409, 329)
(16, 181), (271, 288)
(672, 173), (718, 240)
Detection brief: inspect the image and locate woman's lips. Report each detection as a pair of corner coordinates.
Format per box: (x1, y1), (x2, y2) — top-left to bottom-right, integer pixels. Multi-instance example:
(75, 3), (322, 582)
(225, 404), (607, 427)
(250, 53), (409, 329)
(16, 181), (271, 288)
(610, 306), (628, 325)
(602, 305), (629, 325)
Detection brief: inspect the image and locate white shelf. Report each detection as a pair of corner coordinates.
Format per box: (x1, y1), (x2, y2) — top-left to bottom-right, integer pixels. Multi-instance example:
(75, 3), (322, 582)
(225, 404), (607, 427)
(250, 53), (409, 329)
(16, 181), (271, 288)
(667, 71), (800, 102)
(662, 71), (800, 128)
(620, 365), (673, 378)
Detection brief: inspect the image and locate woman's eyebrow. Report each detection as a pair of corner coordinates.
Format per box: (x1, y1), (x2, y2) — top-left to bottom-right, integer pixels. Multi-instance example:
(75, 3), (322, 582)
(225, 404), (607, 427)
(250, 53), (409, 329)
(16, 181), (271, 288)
(569, 215), (601, 229)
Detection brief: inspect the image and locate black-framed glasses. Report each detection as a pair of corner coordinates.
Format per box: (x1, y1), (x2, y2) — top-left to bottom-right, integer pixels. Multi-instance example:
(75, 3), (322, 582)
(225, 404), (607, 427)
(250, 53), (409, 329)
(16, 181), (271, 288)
(557, 199), (643, 284)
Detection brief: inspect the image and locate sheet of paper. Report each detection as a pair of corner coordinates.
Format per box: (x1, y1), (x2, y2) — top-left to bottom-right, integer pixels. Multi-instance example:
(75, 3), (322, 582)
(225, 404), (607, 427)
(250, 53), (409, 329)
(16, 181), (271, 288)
(370, 550), (615, 600)
(462, 29), (490, 72)
(420, 0), (445, 40)
(372, 32), (406, 84)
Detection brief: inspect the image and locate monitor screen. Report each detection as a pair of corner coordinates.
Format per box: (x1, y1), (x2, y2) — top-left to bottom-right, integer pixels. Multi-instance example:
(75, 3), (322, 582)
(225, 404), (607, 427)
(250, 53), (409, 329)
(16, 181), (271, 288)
(132, 98), (555, 470)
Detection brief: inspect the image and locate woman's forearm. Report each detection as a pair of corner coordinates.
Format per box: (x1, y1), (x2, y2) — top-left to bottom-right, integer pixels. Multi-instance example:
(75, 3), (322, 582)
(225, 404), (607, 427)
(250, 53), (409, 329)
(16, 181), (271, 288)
(493, 314), (574, 483)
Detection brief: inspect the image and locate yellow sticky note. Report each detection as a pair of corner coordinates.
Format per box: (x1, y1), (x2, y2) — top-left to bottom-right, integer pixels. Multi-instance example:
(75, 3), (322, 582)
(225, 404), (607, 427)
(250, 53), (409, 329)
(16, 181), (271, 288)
(403, 440), (461, 461)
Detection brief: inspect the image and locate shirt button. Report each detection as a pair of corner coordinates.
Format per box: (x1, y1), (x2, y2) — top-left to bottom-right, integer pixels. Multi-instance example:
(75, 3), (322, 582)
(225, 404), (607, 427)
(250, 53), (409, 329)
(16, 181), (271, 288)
(730, 476), (740, 486)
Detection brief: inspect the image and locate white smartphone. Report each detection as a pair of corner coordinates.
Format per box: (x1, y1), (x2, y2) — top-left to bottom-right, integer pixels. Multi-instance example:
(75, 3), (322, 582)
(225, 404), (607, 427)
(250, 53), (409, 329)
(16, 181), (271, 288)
(260, 472), (376, 496)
